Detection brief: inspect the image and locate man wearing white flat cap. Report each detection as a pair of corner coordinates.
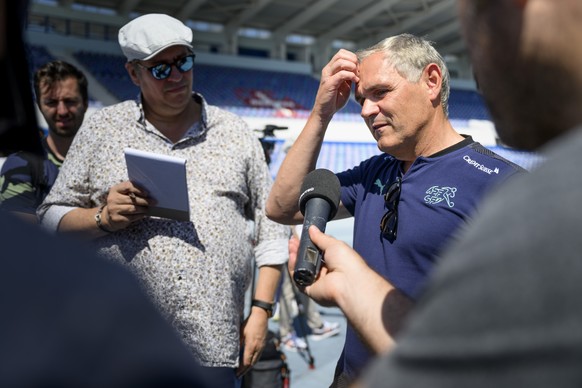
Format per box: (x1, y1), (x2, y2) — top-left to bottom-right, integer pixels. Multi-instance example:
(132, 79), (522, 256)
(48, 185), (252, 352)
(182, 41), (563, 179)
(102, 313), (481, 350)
(38, 13), (288, 387)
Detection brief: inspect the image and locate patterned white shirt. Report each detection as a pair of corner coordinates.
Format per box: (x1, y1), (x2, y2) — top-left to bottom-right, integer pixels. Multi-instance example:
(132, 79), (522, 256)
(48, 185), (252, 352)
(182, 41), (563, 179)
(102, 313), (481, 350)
(38, 93), (289, 367)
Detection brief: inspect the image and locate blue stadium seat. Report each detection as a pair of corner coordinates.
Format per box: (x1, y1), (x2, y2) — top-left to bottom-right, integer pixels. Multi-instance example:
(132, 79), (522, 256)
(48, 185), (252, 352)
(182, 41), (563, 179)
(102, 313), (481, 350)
(26, 47), (542, 174)
(73, 51), (138, 101)
(65, 50), (493, 122)
(27, 45), (55, 73)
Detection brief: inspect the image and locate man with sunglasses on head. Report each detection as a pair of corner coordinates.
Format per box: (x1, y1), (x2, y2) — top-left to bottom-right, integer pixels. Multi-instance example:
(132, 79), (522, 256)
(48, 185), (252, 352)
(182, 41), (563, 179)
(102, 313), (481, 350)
(38, 14), (289, 388)
(266, 33), (524, 386)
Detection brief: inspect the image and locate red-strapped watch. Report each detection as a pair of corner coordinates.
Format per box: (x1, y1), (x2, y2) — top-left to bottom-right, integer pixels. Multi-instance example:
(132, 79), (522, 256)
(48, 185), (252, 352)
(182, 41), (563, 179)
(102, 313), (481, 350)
(251, 299), (274, 318)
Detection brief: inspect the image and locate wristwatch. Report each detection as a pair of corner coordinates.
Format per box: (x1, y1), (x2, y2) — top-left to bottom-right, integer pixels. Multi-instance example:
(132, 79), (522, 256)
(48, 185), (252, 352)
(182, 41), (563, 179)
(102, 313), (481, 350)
(251, 299), (274, 318)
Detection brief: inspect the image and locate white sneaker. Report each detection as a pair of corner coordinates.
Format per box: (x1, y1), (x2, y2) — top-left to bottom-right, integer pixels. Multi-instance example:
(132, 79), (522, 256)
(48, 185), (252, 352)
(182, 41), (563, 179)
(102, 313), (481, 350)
(309, 321), (340, 341)
(281, 333), (307, 352)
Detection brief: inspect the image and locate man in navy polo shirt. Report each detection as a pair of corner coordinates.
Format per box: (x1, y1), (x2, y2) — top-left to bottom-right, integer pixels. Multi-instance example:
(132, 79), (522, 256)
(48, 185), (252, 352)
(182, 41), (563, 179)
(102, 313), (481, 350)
(266, 33), (524, 386)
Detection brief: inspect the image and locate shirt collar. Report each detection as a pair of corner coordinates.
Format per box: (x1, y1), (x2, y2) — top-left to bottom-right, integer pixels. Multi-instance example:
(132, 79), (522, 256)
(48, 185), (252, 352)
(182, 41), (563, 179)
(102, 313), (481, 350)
(134, 92), (209, 144)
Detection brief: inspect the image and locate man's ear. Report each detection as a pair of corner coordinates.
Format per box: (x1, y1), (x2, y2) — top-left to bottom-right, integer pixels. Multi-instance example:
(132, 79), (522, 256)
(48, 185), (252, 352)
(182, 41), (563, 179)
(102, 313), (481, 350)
(125, 62), (141, 86)
(423, 63), (442, 102)
(514, 0), (528, 8)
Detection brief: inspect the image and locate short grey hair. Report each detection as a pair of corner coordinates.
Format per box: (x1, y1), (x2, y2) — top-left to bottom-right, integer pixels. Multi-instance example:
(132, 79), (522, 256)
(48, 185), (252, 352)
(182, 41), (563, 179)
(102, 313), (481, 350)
(357, 33), (450, 117)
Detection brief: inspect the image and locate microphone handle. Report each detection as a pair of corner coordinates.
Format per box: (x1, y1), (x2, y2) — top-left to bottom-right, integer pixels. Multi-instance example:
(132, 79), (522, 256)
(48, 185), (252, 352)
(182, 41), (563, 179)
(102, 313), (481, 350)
(293, 198), (331, 287)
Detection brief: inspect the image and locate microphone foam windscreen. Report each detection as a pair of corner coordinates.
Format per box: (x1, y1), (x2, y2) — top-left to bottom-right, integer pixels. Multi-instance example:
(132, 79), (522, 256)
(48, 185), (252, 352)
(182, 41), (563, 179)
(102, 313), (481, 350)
(298, 169), (341, 218)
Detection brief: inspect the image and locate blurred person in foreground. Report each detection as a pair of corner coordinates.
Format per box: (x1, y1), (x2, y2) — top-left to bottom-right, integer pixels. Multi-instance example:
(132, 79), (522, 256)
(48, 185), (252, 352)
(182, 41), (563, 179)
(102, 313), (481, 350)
(267, 33), (524, 385)
(0, 1), (212, 386)
(37, 13), (288, 387)
(289, 0), (582, 387)
(0, 60), (88, 221)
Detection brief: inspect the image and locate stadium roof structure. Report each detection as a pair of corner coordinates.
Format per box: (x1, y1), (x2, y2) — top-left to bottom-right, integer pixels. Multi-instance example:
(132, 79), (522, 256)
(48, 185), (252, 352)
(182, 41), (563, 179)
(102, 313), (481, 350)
(30, 0), (468, 76)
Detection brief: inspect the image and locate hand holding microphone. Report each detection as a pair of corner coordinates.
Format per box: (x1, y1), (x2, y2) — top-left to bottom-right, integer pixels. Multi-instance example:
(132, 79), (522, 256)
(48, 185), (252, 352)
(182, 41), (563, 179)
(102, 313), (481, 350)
(293, 169), (341, 287)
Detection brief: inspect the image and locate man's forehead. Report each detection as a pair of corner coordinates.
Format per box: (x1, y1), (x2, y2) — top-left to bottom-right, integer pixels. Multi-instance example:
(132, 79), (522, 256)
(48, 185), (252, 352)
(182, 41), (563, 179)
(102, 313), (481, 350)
(40, 78), (81, 97)
(358, 60), (400, 86)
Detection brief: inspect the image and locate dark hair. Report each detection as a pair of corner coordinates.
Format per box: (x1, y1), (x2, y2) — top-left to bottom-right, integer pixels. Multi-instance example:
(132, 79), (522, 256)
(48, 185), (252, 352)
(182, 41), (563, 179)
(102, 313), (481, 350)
(33, 60), (89, 106)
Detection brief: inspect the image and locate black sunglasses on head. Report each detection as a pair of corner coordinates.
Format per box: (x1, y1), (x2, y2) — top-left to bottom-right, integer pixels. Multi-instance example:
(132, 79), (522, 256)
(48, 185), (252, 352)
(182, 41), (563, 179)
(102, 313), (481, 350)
(136, 54), (196, 80)
(380, 177), (401, 242)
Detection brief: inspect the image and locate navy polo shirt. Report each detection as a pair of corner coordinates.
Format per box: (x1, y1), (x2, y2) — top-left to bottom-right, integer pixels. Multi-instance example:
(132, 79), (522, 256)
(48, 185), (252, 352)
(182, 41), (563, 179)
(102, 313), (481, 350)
(336, 136), (525, 379)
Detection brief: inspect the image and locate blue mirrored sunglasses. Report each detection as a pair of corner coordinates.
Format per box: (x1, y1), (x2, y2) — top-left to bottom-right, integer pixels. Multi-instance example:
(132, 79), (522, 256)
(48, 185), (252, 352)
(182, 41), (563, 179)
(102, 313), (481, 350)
(136, 54), (195, 80)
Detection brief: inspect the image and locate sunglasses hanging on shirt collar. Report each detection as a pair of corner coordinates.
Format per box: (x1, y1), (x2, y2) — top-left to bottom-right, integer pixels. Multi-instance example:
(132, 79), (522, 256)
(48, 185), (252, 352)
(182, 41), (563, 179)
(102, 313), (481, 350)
(380, 177), (402, 242)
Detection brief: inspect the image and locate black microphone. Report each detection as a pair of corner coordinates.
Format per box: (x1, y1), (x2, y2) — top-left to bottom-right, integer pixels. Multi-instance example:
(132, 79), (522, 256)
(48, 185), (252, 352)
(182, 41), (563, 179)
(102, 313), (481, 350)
(293, 169), (341, 287)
